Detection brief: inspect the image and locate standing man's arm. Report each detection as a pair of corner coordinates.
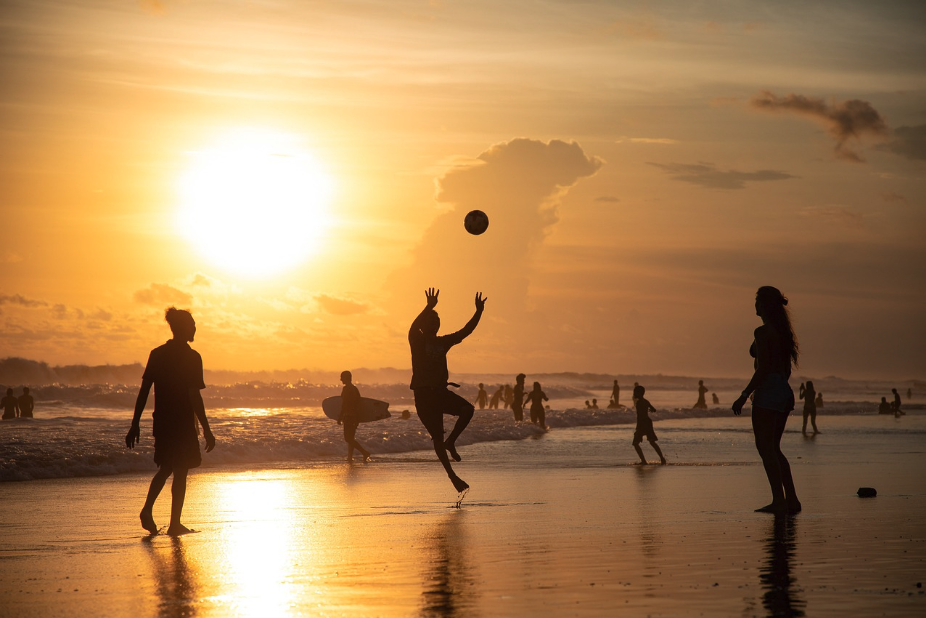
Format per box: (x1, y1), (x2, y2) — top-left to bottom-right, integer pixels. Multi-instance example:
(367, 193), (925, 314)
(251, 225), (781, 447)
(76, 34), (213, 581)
(191, 389), (215, 452)
(126, 379), (152, 448)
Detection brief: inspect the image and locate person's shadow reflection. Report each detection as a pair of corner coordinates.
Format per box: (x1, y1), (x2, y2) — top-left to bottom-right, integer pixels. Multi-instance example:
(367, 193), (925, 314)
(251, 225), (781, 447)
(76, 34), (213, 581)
(143, 536), (200, 618)
(420, 511), (475, 617)
(759, 515), (806, 618)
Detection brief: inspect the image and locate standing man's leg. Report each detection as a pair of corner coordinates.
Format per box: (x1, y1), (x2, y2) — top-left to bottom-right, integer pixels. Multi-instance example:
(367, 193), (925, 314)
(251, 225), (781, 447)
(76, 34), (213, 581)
(141, 465), (173, 533)
(168, 467), (190, 534)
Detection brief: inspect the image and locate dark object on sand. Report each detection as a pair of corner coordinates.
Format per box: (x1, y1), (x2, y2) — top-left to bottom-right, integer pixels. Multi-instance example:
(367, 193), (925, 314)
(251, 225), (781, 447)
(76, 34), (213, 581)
(857, 487), (877, 498)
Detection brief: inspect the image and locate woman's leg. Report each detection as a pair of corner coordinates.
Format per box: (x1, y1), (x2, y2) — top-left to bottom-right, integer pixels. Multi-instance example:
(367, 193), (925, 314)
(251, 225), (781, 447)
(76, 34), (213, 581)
(772, 412), (800, 511)
(801, 408), (809, 434)
(752, 407), (786, 510)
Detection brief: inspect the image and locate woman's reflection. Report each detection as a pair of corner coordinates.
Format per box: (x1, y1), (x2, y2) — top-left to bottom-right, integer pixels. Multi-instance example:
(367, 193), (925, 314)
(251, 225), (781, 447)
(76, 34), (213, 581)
(420, 511), (475, 617)
(760, 515), (806, 618)
(144, 536), (200, 618)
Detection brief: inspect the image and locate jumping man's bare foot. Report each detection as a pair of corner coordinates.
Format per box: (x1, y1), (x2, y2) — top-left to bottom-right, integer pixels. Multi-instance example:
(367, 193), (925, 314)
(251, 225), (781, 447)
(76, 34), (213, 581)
(362, 454), (371, 463)
(450, 474), (469, 492)
(140, 510), (158, 534)
(445, 441), (461, 462)
(634, 460), (648, 466)
(166, 523), (196, 536)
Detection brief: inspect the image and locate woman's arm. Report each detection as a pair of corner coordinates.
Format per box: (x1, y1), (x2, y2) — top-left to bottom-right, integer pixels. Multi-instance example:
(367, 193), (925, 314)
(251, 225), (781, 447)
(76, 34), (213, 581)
(733, 326), (771, 415)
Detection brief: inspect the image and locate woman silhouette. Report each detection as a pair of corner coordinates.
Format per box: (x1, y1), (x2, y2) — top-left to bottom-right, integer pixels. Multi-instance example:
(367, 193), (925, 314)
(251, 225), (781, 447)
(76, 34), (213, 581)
(732, 287), (801, 515)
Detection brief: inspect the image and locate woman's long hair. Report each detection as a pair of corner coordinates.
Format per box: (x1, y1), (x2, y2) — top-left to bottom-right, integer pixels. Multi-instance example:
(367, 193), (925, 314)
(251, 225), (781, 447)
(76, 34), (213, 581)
(756, 286), (799, 367)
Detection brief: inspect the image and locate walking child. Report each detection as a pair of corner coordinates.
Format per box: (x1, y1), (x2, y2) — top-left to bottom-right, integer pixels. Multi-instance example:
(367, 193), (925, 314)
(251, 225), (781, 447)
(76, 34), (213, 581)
(632, 385), (666, 465)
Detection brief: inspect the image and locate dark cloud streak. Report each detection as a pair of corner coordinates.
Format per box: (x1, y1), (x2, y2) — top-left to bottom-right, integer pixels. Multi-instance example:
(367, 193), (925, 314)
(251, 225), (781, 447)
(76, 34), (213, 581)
(648, 162), (795, 189)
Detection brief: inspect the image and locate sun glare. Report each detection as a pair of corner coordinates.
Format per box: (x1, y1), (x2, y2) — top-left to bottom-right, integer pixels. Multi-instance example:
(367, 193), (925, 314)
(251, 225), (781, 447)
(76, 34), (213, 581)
(177, 129), (334, 276)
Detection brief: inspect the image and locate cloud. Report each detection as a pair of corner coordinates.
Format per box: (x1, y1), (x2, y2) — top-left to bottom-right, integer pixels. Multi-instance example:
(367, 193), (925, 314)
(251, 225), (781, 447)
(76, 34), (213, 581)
(0, 294), (47, 308)
(314, 294), (369, 316)
(3, 252), (23, 264)
(648, 162), (795, 189)
(749, 91), (888, 162)
(799, 206), (865, 227)
(595, 196), (621, 203)
(389, 138), (602, 311)
(133, 283), (193, 307)
(882, 124), (926, 161)
(882, 191), (907, 203)
(616, 137), (679, 145)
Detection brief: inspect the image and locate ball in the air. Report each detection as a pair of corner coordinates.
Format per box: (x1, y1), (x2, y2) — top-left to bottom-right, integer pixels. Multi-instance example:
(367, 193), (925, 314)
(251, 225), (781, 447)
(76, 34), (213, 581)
(464, 210), (489, 235)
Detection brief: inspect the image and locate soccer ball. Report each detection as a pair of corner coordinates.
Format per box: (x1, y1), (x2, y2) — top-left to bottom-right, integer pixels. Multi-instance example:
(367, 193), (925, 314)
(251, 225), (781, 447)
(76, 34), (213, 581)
(464, 210), (489, 235)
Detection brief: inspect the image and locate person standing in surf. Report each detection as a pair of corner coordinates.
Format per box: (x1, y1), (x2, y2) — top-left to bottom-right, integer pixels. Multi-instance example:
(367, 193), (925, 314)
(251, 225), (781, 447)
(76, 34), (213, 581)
(632, 384), (667, 465)
(525, 381), (549, 429)
(409, 288), (486, 492)
(338, 370), (371, 463)
(732, 286), (801, 515)
(126, 307), (216, 535)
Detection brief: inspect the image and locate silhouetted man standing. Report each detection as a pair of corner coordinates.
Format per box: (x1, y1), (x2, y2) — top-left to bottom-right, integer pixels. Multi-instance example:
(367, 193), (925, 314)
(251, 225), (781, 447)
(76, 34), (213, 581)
(409, 288), (486, 492)
(18, 387), (34, 418)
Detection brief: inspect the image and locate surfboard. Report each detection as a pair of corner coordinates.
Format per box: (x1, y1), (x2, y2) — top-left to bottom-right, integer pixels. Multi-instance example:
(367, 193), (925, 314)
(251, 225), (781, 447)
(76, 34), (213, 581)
(322, 396), (391, 423)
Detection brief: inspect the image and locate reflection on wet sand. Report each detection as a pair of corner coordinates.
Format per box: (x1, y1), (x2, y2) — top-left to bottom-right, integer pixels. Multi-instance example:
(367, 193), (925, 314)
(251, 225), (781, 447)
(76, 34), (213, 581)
(420, 511), (476, 617)
(144, 536), (199, 618)
(759, 515), (805, 618)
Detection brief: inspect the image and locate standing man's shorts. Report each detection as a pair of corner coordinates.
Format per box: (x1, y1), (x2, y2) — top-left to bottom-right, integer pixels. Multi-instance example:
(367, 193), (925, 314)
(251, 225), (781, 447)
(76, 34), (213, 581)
(413, 388), (473, 439)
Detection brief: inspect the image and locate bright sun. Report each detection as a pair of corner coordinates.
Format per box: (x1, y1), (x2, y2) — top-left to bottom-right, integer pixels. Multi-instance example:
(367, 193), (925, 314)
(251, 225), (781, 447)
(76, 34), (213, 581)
(177, 129), (334, 276)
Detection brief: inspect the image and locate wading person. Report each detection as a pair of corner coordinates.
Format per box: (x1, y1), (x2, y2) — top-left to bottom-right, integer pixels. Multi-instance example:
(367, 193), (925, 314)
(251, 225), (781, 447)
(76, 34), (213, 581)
(409, 288), (486, 492)
(126, 307), (215, 535)
(338, 370), (371, 463)
(732, 286), (801, 515)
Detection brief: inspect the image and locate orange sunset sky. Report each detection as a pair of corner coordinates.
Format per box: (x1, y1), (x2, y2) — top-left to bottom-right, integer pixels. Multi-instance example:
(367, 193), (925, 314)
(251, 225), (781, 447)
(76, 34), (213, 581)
(1, 1), (924, 379)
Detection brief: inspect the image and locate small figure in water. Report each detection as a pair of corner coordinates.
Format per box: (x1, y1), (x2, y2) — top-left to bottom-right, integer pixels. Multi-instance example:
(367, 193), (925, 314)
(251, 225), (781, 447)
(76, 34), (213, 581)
(408, 288), (485, 493)
(712, 392), (720, 405)
(632, 385), (666, 465)
(907, 387), (913, 401)
(126, 307), (216, 535)
(338, 370), (371, 463)
(732, 286), (801, 515)
(511, 374), (526, 422)
(878, 397), (892, 415)
(584, 400), (591, 409)
(799, 380), (819, 435)
(611, 379), (621, 408)
(503, 384), (513, 409)
(474, 383), (488, 410)
(489, 385), (504, 409)
(815, 391), (823, 408)
(2, 388), (19, 419)
(891, 388), (904, 416)
(590, 398), (599, 409)
(18, 387), (34, 418)
(693, 380), (709, 409)
(525, 381), (549, 429)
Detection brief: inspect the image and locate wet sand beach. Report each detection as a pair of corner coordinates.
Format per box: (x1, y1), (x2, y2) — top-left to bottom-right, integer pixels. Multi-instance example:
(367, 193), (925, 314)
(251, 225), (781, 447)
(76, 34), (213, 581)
(1, 415), (925, 617)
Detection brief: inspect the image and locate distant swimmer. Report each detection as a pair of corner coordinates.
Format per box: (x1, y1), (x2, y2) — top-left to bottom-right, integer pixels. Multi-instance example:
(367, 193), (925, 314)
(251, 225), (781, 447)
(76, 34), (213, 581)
(511, 374), (526, 422)
(891, 388), (904, 416)
(489, 385), (504, 409)
(338, 370), (371, 463)
(693, 380), (709, 410)
(504, 384), (513, 409)
(408, 288), (485, 493)
(878, 397), (892, 415)
(584, 400), (591, 409)
(799, 381), (819, 435)
(590, 398), (599, 409)
(126, 307), (216, 536)
(2, 388), (19, 419)
(611, 380), (621, 407)
(732, 286), (801, 515)
(814, 392), (823, 408)
(907, 388), (913, 401)
(525, 381), (549, 429)
(18, 387), (34, 418)
(474, 383), (488, 410)
(632, 385), (666, 465)
(712, 392), (720, 405)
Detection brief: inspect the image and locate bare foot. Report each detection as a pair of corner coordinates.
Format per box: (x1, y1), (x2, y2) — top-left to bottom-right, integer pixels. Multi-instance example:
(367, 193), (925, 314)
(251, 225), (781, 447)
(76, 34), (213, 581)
(140, 510), (158, 535)
(754, 503), (787, 514)
(788, 501), (802, 514)
(660, 458), (667, 465)
(362, 454), (372, 463)
(634, 461), (648, 466)
(346, 457), (354, 463)
(166, 523), (196, 536)
(445, 442), (461, 462)
(450, 474), (469, 492)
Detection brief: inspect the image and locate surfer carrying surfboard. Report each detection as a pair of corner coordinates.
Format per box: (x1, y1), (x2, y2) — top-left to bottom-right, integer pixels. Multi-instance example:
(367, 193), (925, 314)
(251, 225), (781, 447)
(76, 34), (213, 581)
(409, 287), (487, 492)
(338, 370), (372, 462)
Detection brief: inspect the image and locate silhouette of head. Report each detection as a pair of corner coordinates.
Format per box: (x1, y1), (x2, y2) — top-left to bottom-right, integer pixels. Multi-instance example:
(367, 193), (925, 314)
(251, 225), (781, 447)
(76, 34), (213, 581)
(533, 381), (541, 390)
(479, 383), (484, 388)
(22, 387), (29, 395)
(614, 379), (618, 385)
(516, 373), (526, 384)
(340, 370), (352, 384)
(5, 388), (11, 396)
(881, 396), (887, 402)
(892, 388), (898, 394)
(421, 309), (440, 335)
(165, 307), (196, 342)
(699, 380), (703, 385)
(633, 385), (645, 399)
(806, 380), (814, 390)
(592, 398), (597, 404)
